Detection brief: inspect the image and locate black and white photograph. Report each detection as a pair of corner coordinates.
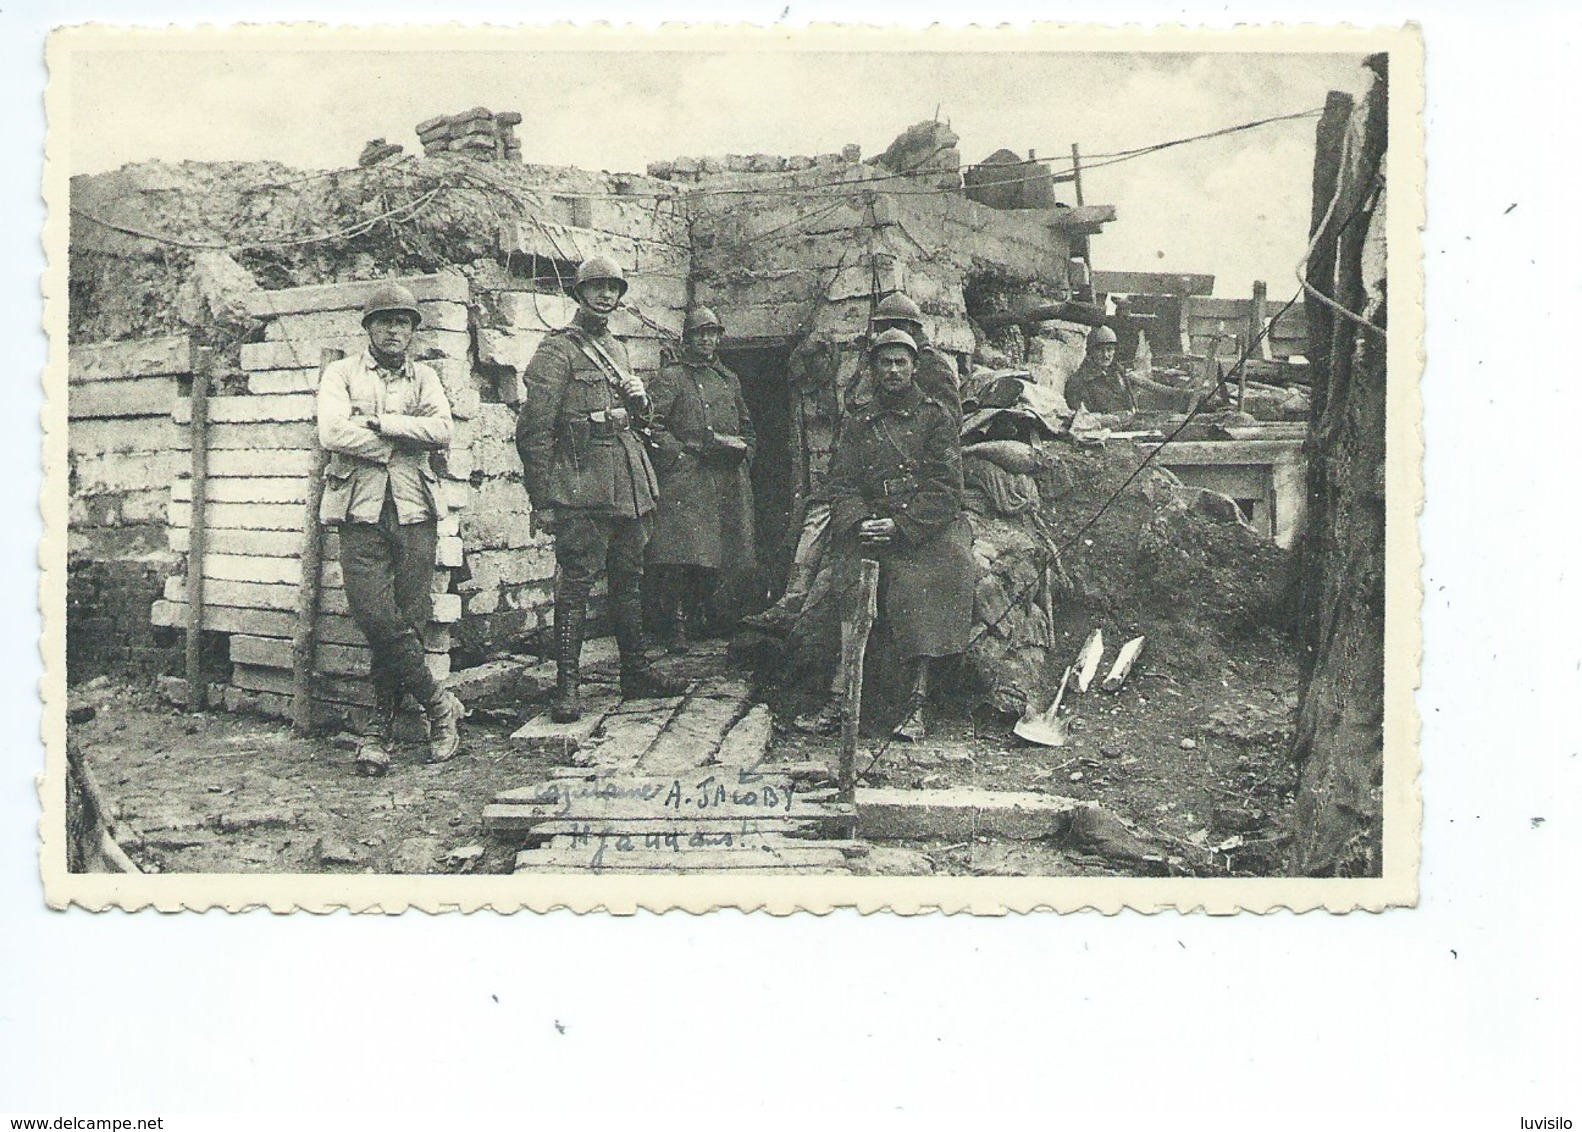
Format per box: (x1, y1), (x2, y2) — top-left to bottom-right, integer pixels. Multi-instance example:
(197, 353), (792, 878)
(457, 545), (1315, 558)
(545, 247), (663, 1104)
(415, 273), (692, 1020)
(44, 23), (1418, 909)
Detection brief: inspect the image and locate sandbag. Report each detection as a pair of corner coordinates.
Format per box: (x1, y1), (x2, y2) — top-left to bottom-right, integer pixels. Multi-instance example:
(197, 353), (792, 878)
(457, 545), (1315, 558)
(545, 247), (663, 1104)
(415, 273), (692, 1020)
(963, 439), (1043, 476)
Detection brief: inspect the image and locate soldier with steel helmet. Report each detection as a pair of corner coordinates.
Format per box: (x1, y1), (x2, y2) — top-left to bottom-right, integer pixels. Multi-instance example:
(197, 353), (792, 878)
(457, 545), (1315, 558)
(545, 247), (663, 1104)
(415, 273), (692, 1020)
(845, 291), (962, 418)
(744, 291), (964, 635)
(1063, 324), (1137, 415)
(316, 281), (465, 773)
(646, 306), (757, 653)
(515, 254), (686, 723)
(805, 328), (975, 741)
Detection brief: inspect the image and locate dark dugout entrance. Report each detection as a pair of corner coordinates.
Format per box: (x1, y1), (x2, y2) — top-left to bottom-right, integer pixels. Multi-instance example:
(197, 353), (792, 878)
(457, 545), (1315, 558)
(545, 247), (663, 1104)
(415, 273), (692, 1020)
(720, 345), (795, 614)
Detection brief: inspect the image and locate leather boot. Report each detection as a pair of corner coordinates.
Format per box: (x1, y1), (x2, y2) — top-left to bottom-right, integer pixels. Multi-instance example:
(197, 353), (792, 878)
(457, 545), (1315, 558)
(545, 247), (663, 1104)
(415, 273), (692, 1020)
(892, 658), (930, 742)
(550, 583), (588, 723)
(355, 679), (399, 776)
(425, 689), (465, 763)
(666, 605), (691, 655)
(614, 582), (687, 700)
(372, 681), (399, 749)
(793, 693), (844, 737)
(741, 564), (813, 633)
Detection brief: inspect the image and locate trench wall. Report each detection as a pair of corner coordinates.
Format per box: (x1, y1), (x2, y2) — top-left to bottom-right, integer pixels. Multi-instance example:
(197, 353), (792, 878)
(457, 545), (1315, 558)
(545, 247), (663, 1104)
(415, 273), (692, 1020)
(67, 151), (1102, 713)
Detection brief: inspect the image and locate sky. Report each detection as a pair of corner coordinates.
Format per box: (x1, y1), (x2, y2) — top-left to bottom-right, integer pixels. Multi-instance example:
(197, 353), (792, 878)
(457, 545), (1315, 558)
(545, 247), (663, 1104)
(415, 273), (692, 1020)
(62, 42), (1371, 297)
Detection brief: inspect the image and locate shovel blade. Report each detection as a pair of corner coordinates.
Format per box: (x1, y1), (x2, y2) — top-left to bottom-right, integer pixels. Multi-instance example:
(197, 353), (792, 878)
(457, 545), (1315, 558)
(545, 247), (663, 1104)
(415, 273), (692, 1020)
(1013, 714), (1069, 748)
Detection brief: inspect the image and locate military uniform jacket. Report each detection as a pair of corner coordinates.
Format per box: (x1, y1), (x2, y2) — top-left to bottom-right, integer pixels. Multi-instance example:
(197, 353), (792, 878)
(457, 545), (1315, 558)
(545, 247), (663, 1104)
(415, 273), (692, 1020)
(647, 350), (757, 570)
(317, 349), (452, 526)
(826, 383), (974, 658)
(515, 309), (660, 518)
(1064, 357), (1137, 415)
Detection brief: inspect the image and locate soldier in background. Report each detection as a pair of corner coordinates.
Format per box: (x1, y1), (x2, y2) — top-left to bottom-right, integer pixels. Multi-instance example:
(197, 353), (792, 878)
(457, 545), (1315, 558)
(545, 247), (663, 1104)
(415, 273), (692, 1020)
(1063, 325), (1138, 415)
(515, 255), (687, 723)
(844, 291), (962, 417)
(316, 283), (465, 774)
(646, 307), (757, 652)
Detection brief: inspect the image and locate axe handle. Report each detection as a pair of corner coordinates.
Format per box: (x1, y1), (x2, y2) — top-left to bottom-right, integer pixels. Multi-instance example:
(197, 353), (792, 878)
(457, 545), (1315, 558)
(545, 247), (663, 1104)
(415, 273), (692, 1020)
(839, 559), (881, 800)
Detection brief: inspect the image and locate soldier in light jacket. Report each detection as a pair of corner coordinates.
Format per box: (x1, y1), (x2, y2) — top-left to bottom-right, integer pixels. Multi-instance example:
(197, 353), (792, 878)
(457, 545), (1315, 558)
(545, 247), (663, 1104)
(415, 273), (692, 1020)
(317, 283), (464, 773)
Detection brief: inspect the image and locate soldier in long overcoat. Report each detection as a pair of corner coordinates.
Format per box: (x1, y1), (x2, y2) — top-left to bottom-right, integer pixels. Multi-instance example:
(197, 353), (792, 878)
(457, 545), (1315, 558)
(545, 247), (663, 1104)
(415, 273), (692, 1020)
(647, 307), (757, 651)
(744, 291), (961, 634)
(815, 328), (975, 741)
(515, 255), (686, 722)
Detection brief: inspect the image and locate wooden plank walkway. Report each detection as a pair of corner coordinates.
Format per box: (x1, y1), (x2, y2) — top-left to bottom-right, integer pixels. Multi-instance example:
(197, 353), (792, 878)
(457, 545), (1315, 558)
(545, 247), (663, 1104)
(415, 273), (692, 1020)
(490, 658), (858, 875)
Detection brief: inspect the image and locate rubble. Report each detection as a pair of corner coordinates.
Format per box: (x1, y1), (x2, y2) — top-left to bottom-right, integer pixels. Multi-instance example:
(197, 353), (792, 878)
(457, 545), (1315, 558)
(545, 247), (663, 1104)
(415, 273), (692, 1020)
(416, 107), (523, 162)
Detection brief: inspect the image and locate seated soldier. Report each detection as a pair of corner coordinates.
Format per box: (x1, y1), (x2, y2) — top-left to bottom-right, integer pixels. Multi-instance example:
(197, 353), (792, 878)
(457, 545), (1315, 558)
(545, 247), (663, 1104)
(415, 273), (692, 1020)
(744, 292), (960, 633)
(803, 328), (975, 742)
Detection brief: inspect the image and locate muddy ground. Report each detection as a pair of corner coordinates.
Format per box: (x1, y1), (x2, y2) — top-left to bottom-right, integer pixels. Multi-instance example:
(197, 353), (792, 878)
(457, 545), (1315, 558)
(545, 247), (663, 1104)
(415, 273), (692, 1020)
(67, 614), (1299, 879)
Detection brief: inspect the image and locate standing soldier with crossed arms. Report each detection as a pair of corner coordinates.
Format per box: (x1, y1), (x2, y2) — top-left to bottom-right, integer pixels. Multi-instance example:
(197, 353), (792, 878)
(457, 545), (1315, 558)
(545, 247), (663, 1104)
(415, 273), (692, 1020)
(515, 255), (687, 723)
(316, 283), (465, 774)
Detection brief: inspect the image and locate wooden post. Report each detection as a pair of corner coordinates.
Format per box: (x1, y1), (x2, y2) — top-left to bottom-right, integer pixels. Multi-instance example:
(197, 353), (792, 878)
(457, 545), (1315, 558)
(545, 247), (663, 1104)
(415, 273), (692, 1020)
(1070, 143), (1085, 206)
(838, 559), (881, 801)
(290, 347), (344, 734)
(183, 345), (212, 711)
(1250, 279), (1271, 361)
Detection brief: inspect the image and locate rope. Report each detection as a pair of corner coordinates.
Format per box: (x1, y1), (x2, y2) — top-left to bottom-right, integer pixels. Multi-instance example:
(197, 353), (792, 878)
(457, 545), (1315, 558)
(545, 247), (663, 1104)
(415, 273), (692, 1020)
(1294, 123), (1388, 340)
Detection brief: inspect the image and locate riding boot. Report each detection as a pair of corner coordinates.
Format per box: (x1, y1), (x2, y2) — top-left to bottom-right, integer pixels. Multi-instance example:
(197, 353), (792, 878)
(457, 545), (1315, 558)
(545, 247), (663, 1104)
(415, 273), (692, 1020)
(614, 578), (686, 700)
(551, 582), (589, 723)
(372, 681), (399, 747)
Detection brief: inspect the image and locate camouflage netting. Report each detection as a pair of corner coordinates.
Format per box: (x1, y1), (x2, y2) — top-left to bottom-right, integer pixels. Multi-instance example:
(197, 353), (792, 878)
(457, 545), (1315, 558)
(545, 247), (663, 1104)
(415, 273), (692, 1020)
(68, 156), (684, 343)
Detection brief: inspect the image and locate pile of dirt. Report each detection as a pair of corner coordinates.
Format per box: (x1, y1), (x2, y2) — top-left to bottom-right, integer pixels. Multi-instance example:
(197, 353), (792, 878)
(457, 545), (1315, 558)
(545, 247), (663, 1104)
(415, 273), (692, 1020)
(1037, 438), (1294, 671)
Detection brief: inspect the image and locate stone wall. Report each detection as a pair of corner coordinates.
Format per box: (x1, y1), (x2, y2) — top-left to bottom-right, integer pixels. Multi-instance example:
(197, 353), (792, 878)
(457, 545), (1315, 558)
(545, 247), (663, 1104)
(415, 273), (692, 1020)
(66, 335), (193, 681)
(66, 122), (1118, 706)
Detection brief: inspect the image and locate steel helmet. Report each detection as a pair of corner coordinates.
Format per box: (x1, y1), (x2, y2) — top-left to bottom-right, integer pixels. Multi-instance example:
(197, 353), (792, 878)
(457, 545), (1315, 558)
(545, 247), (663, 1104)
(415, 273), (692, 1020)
(1088, 325), (1119, 347)
(574, 255), (628, 298)
(873, 292), (924, 326)
(684, 307), (724, 334)
(361, 282), (423, 328)
(868, 327), (919, 359)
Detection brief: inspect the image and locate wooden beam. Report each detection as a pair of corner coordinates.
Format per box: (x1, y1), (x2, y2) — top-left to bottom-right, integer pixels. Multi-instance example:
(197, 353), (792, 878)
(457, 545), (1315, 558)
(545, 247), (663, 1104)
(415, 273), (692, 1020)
(173, 393), (315, 425)
(1250, 280), (1271, 362)
(183, 349), (213, 711)
(855, 787), (1084, 841)
(1101, 636), (1146, 693)
(241, 272), (468, 319)
(69, 334), (194, 383)
(68, 377), (179, 420)
(292, 348), (340, 734)
(1073, 628), (1105, 694)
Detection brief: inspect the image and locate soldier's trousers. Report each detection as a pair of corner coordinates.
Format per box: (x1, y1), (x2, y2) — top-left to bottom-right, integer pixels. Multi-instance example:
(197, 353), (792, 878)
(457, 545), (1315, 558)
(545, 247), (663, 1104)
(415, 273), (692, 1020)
(337, 495), (439, 706)
(555, 509), (653, 670)
(555, 510), (651, 592)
